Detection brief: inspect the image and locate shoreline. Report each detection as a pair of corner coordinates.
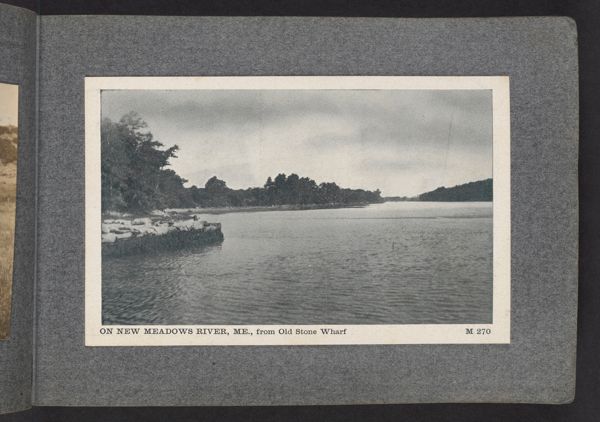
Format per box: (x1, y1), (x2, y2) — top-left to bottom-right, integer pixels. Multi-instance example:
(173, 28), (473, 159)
(101, 201), (492, 220)
(103, 202), (377, 220)
(173, 203), (373, 216)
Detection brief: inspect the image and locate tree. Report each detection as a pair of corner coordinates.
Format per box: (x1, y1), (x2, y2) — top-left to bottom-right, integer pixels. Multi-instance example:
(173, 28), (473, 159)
(264, 177), (274, 189)
(272, 173), (287, 204)
(205, 176), (228, 193)
(319, 182), (342, 203)
(101, 113), (184, 212)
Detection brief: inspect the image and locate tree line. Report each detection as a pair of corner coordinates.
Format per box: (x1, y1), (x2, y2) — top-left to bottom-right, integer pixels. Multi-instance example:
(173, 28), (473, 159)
(384, 179), (492, 202)
(101, 113), (383, 213)
(417, 178), (492, 201)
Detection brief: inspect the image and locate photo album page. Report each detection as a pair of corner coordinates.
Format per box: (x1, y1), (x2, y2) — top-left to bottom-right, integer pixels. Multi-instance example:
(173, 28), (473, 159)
(0, 3), (579, 413)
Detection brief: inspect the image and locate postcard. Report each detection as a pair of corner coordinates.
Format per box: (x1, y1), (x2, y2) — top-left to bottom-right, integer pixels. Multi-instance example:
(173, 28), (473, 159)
(84, 76), (510, 346)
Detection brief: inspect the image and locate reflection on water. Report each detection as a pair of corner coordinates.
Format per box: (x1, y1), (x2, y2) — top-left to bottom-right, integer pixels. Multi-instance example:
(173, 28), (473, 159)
(102, 202), (493, 325)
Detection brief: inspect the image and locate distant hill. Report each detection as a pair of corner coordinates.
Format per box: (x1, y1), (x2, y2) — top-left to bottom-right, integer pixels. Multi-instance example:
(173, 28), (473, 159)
(417, 178), (492, 202)
(0, 125), (18, 164)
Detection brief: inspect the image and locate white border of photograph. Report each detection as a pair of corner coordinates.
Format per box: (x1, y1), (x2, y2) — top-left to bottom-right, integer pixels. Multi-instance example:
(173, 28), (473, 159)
(85, 76), (510, 346)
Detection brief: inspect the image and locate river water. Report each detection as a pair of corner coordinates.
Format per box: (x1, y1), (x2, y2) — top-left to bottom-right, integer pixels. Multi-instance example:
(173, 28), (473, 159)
(102, 202), (493, 325)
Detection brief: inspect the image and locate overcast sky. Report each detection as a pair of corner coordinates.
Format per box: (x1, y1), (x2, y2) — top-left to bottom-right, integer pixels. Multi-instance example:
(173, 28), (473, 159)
(102, 89), (492, 197)
(0, 83), (18, 126)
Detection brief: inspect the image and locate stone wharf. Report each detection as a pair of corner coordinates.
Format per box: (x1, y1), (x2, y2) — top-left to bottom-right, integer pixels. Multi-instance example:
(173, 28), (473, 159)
(101, 216), (223, 257)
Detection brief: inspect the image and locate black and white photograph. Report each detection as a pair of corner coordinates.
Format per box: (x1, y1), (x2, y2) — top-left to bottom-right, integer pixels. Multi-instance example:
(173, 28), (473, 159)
(85, 76), (510, 345)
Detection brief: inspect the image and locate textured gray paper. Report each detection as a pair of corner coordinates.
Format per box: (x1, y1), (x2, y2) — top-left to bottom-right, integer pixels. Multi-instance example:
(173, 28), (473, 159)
(35, 16), (578, 405)
(0, 3), (37, 414)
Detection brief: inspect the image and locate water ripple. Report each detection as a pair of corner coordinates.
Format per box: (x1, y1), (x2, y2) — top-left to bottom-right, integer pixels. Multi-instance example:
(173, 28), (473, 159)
(102, 202), (493, 325)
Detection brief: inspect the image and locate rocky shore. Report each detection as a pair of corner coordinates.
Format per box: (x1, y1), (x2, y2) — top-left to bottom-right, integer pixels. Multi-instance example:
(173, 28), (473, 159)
(101, 216), (223, 258)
